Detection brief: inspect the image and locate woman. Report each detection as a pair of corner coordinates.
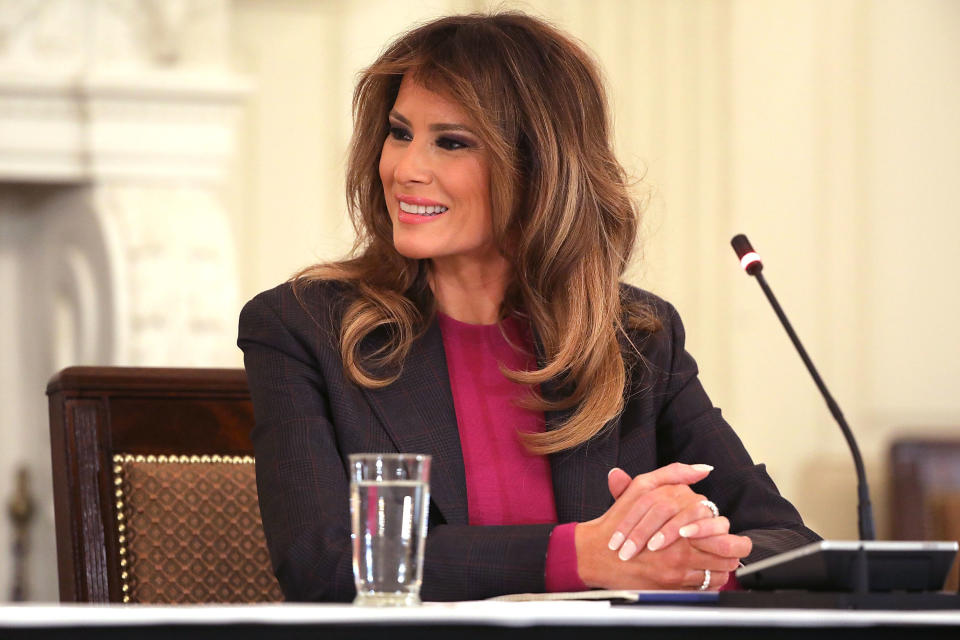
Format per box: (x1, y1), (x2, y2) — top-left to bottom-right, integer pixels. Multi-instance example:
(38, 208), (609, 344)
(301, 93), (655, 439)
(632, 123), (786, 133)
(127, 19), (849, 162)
(238, 12), (818, 602)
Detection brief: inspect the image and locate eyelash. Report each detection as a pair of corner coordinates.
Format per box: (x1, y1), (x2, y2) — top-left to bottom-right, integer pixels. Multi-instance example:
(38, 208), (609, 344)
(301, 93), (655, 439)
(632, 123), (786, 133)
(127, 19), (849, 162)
(388, 125), (471, 151)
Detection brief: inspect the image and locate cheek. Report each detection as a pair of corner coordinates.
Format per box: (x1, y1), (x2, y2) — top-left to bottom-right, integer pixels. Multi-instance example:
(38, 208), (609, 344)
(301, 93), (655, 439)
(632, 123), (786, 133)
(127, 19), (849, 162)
(468, 165), (493, 228)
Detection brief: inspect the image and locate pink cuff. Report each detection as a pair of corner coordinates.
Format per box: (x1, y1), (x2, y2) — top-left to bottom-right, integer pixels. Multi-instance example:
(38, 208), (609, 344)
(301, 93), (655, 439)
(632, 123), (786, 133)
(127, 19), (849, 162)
(545, 522), (587, 592)
(720, 572), (741, 591)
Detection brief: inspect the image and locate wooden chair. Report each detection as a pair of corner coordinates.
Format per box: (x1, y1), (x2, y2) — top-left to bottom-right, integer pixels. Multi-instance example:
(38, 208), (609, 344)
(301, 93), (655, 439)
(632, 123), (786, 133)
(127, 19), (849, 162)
(47, 366), (283, 603)
(890, 438), (960, 591)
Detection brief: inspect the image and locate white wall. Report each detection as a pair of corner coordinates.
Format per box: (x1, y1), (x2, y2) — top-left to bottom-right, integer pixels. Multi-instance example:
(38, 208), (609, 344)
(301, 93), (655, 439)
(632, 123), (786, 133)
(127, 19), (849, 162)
(229, 0), (960, 541)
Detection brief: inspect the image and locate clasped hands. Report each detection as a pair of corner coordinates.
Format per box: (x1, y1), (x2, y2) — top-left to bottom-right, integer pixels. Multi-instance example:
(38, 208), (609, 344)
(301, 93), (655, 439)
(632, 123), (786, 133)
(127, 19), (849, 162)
(574, 463), (752, 591)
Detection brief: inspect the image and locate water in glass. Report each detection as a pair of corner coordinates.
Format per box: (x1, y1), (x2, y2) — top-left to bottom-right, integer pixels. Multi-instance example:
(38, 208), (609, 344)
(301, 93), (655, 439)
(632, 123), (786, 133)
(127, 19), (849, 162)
(351, 478), (428, 606)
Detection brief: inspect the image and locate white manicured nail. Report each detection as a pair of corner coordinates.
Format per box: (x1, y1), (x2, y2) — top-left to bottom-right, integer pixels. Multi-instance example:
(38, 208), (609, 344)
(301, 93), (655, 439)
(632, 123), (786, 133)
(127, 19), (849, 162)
(607, 467), (622, 477)
(618, 540), (638, 561)
(679, 524), (699, 538)
(608, 531), (625, 551)
(647, 531), (665, 551)
(691, 464), (714, 472)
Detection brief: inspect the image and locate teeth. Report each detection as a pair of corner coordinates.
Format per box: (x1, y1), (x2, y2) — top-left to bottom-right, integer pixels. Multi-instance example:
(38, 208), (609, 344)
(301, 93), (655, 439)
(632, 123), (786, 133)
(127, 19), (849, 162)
(399, 201), (448, 215)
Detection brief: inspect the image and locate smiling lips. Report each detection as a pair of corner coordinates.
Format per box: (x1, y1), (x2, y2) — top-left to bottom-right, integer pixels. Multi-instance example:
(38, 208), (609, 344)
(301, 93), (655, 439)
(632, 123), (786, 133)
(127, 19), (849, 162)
(396, 196), (449, 222)
(399, 200), (448, 215)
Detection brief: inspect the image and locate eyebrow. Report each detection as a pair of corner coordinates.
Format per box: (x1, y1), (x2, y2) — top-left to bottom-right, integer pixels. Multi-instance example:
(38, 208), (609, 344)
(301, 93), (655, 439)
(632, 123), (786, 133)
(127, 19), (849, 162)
(389, 111), (477, 135)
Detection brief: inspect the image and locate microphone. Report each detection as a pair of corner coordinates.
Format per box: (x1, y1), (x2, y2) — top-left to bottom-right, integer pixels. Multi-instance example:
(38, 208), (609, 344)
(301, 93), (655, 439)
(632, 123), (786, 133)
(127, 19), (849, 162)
(730, 233), (875, 540)
(726, 235), (958, 602)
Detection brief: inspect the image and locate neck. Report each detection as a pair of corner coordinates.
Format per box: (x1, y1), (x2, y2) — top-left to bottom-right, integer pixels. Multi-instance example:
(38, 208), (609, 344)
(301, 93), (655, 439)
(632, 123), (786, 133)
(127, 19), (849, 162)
(429, 253), (511, 325)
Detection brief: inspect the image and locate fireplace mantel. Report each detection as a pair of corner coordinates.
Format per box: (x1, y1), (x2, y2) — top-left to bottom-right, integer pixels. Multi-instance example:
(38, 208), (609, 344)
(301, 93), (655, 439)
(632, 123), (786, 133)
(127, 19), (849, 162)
(0, 70), (248, 183)
(0, 0), (249, 601)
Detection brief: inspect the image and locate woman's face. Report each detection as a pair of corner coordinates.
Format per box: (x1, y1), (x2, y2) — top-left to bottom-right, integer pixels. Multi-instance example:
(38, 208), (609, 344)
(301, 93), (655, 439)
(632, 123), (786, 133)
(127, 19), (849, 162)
(379, 76), (496, 264)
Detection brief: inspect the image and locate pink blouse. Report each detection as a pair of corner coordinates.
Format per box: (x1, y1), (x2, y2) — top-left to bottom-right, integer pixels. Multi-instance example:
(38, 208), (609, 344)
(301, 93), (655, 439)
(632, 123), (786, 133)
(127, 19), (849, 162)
(438, 312), (585, 592)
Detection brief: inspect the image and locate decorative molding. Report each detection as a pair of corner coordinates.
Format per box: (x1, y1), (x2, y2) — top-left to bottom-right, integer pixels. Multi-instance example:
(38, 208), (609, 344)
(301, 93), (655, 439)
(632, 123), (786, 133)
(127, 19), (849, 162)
(0, 0), (247, 601)
(0, 0), (230, 71)
(34, 184), (241, 368)
(96, 0), (230, 69)
(0, 0), (82, 70)
(37, 187), (118, 370)
(0, 71), (249, 183)
(96, 184), (240, 366)
(0, 0), (246, 183)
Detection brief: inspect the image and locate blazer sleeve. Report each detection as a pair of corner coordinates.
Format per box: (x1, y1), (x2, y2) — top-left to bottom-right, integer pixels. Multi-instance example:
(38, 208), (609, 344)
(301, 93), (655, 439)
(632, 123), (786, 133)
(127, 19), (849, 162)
(647, 300), (821, 562)
(239, 287), (554, 602)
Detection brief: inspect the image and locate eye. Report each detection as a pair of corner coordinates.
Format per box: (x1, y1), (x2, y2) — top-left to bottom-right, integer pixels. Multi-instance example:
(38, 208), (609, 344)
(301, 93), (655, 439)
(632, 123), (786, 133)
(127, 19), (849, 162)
(388, 125), (411, 142)
(436, 136), (470, 151)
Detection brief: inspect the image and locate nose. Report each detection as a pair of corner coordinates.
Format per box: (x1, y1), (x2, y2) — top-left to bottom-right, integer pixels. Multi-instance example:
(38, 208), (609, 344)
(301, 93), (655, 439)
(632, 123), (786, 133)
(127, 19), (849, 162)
(393, 139), (432, 185)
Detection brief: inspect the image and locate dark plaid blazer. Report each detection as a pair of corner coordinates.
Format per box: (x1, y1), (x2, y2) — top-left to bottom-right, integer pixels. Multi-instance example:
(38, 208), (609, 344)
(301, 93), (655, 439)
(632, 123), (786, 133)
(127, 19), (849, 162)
(238, 280), (819, 602)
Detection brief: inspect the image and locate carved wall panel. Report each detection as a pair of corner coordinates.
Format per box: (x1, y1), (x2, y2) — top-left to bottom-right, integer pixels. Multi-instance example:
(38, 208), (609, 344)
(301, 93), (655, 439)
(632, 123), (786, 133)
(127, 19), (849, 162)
(0, 0), (245, 601)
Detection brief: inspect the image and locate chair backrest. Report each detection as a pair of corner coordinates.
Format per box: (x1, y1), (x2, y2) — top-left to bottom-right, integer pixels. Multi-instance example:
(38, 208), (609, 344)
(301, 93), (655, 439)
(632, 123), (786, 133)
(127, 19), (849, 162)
(890, 438), (960, 591)
(47, 366), (282, 603)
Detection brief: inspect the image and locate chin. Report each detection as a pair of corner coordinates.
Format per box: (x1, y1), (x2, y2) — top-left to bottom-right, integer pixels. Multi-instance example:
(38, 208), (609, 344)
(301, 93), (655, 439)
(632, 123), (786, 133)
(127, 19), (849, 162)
(392, 238), (437, 260)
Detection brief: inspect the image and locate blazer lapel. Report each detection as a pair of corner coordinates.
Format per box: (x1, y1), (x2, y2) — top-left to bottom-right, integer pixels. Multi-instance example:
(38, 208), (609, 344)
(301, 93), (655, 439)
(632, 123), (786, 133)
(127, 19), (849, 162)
(360, 319), (469, 526)
(359, 316), (620, 527)
(546, 405), (620, 524)
(536, 329), (621, 525)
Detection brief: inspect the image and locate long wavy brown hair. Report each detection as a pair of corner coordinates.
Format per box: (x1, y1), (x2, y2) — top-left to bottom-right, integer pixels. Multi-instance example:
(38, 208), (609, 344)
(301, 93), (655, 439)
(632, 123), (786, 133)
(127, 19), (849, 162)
(294, 12), (660, 454)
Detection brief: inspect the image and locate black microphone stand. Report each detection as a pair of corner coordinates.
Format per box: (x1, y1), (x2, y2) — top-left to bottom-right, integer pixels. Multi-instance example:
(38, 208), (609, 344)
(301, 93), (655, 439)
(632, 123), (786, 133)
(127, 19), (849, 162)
(750, 269), (876, 545)
(748, 261), (873, 593)
(720, 235), (959, 608)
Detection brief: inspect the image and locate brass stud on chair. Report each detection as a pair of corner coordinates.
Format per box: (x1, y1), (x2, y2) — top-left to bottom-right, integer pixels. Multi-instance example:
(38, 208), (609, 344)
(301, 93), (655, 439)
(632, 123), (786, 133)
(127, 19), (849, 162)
(109, 449), (264, 604)
(112, 455), (131, 603)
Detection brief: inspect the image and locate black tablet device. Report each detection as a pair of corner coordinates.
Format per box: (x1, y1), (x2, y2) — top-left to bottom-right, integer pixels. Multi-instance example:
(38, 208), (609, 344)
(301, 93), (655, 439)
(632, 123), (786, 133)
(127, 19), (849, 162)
(736, 540), (959, 591)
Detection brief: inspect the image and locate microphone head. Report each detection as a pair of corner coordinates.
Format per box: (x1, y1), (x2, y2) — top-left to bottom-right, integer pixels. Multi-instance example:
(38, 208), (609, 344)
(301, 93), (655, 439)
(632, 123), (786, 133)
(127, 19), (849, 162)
(731, 234), (763, 275)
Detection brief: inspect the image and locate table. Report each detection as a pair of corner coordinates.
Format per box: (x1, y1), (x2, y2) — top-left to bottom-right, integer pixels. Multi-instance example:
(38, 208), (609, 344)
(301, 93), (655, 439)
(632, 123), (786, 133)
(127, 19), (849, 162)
(2, 601), (960, 639)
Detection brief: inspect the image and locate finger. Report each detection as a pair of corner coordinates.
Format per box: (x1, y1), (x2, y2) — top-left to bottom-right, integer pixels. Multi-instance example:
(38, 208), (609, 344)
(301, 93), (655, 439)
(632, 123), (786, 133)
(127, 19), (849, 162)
(611, 486), (700, 559)
(685, 547), (742, 573)
(607, 467), (632, 500)
(621, 462), (713, 499)
(678, 516), (730, 540)
(647, 500), (729, 552)
(606, 463), (713, 546)
(682, 568), (730, 591)
(687, 533), (753, 560)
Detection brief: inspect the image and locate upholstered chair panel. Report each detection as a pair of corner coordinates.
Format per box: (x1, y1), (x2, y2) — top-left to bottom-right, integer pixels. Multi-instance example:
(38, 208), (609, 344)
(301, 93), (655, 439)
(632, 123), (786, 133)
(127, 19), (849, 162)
(114, 454), (283, 603)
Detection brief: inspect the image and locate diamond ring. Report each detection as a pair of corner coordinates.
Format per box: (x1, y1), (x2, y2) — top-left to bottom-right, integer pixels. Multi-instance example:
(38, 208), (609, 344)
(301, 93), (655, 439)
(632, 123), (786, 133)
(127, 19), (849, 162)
(699, 569), (711, 591)
(700, 499), (719, 518)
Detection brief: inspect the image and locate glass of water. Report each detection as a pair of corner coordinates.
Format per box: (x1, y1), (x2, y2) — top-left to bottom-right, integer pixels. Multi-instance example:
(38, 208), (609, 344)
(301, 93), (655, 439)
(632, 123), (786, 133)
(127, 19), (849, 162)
(349, 453), (431, 606)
